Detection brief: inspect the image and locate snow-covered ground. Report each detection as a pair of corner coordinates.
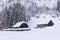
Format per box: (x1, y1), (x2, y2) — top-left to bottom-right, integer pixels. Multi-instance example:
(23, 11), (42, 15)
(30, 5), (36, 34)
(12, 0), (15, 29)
(0, 14), (60, 40)
(0, 0), (60, 40)
(0, 21), (60, 40)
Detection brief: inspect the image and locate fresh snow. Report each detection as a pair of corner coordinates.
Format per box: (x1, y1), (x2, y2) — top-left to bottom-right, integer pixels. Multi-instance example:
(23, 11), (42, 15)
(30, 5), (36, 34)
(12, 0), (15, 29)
(0, 0), (60, 40)
(28, 14), (53, 28)
(13, 21), (27, 27)
(0, 18), (60, 40)
(2, 14), (59, 40)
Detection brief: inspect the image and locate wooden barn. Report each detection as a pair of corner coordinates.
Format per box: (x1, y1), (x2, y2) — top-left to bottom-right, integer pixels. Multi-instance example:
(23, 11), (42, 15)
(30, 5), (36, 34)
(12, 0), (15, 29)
(36, 20), (54, 28)
(13, 21), (29, 28)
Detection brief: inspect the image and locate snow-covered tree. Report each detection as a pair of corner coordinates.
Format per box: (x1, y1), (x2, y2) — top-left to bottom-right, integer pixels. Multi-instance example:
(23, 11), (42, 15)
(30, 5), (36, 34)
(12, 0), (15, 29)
(0, 2), (30, 28)
(5, 2), (27, 28)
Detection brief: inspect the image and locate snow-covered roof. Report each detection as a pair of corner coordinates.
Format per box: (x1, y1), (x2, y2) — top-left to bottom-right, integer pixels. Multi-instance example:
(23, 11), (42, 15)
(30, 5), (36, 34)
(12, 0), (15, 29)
(13, 21), (27, 27)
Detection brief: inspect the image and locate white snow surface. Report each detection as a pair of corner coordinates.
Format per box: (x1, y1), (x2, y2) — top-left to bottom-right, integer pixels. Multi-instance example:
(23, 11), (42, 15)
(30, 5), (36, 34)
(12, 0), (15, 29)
(0, 14), (60, 40)
(0, 0), (60, 40)
(28, 14), (54, 28)
(0, 20), (60, 40)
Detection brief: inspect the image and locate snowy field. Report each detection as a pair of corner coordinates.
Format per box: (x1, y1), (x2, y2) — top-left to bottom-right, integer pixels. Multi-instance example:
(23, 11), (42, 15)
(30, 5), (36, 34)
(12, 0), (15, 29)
(0, 15), (60, 40)
(0, 0), (60, 40)
(0, 23), (60, 40)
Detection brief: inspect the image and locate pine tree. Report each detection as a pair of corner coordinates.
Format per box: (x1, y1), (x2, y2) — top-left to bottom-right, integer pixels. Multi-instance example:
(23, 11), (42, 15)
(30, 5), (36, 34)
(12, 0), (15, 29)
(5, 2), (27, 28)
